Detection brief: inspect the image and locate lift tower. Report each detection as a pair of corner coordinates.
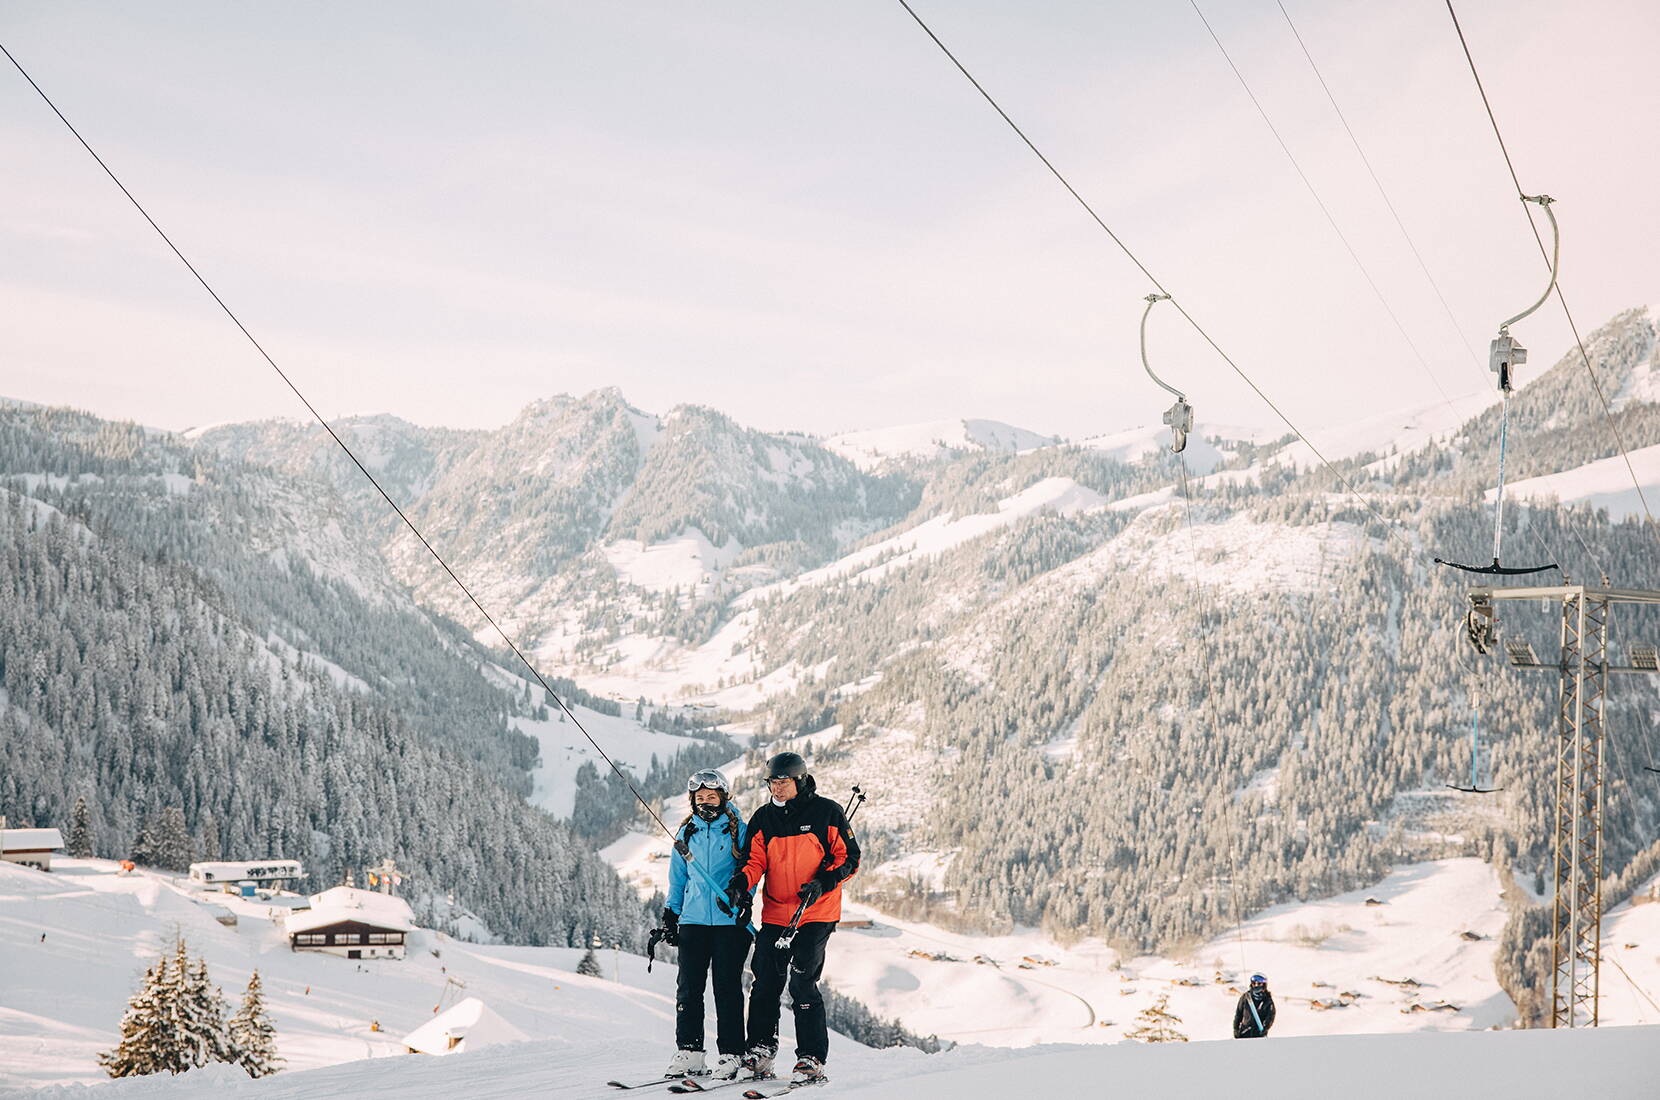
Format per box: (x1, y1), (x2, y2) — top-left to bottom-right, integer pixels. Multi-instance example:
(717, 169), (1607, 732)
(1466, 583), (1660, 1028)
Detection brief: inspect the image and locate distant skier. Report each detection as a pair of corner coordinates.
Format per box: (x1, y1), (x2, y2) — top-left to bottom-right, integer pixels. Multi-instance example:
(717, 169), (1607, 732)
(1233, 974), (1275, 1038)
(726, 752), (860, 1087)
(661, 769), (753, 1081)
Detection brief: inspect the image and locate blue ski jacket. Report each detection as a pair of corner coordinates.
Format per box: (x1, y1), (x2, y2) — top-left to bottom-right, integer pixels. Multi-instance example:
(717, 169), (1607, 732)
(667, 807), (750, 927)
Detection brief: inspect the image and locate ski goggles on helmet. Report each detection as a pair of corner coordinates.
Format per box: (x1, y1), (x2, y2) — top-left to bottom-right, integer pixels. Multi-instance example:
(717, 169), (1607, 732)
(687, 769), (730, 794)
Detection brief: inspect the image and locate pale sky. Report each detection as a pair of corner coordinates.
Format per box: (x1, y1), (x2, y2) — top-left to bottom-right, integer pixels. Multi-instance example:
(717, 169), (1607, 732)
(3, 1), (1657, 442)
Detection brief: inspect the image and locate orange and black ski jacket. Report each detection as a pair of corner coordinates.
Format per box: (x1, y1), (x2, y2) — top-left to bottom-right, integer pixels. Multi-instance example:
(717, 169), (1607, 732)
(738, 792), (860, 925)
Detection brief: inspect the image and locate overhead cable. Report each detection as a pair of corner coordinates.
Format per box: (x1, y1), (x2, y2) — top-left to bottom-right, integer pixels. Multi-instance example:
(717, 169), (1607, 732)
(1188, 0), (1464, 413)
(0, 39), (679, 843)
(1275, 0), (1488, 386)
(1443, 0), (1657, 532)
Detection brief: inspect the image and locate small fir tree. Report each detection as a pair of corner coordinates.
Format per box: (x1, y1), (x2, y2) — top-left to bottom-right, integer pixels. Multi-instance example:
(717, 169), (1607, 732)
(99, 961), (184, 1078)
(181, 950), (236, 1067)
(68, 796), (94, 858)
(130, 814), (162, 867)
(229, 970), (283, 1078)
(156, 808), (194, 872)
(576, 948), (604, 978)
(1125, 994), (1189, 1043)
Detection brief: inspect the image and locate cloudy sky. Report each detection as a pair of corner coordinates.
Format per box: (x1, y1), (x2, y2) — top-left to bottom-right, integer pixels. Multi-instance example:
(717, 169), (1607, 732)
(2, 0), (1656, 442)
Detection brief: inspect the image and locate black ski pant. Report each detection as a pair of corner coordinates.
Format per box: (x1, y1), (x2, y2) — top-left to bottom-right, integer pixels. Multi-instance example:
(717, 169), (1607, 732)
(746, 920), (835, 1063)
(675, 924), (752, 1055)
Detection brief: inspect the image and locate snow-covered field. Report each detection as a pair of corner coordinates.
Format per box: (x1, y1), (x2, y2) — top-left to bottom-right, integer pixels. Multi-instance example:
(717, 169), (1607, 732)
(0, 859), (683, 1091)
(5, 856), (1657, 1098)
(606, 837), (1520, 1045)
(1492, 440), (1660, 523)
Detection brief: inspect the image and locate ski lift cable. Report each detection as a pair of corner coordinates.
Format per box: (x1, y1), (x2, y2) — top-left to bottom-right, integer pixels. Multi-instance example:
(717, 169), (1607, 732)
(892, 0), (1414, 556)
(1187, 0), (1467, 415)
(1275, 0), (1488, 387)
(0, 40), (682, 845)
(1443, 0), (1657, 533)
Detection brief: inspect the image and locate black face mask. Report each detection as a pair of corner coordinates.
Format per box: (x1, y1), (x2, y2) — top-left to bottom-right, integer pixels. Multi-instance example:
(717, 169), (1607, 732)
(694, 802), (723, 822)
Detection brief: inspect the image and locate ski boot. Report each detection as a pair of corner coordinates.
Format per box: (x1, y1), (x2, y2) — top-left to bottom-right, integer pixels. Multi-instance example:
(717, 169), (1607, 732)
(710, 1054), (743, 1080)
(790, 1056), (827, 1086)
(664, 1048), (706, 1078)
(739, 1043), (777, 1080)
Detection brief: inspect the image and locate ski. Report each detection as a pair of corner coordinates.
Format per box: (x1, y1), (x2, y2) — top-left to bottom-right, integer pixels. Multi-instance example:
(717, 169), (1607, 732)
(741, 1081), (826, 1098)
(667, 1078), (764, 1095)
(608, 1076), (697, 1090)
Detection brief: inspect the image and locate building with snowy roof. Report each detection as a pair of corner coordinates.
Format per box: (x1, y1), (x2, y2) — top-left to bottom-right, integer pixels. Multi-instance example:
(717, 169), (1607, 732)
(1, 828), (64, 871)
(402, 998), (527, 1056)
(189, 859), (305, 895)
(285, 885), (415, 960)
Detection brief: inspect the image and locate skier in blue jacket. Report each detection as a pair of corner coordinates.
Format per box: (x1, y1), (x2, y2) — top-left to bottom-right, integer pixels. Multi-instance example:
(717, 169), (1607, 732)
(662, 769), (753, 1080)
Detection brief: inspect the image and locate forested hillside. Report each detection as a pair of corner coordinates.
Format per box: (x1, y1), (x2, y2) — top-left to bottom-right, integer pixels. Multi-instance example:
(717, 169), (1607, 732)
(0, 406), (650, 945)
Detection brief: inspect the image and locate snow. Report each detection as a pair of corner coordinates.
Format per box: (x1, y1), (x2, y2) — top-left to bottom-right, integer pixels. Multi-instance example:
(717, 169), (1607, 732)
(1076, 423), (1227, 475)
(11, 1025), (1655, 1098)
(824, 419), (1057, 470)
(1, 829), (64, 852)
(158, 472), (193, 496)
(0, 858), (685, 1090)
(1492, 440), (1660, 523)
(602, 529), (740, 594)
(1594, 877), (1660, 1026)
(3, 858), (1653, 1098)
(398, 997), (527, 1056)
(262, 633), (371, 695)
(746, 477), (1109, 604)
(1018, 504), (1369, 600)
(284, 887), (415, 936)
(517, 696), (708, 819)
(1269, 390), (1497, 471)
(608, 825), (1518, 1048)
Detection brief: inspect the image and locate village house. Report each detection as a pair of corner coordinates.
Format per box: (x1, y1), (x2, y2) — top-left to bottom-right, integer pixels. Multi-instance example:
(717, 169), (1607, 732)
(285, 885), (414, 960)
(1, 828), (64, 871)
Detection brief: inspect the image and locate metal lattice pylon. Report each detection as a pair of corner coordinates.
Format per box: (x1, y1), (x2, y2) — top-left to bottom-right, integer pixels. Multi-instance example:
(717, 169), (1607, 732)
(1467, 584), (1660, 1028)
(1551, 591), (1607, 1028)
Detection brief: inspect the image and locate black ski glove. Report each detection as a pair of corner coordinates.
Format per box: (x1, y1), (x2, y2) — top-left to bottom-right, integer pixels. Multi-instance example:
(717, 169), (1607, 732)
(661, 908), (679, 946)
(797, 878), (824, 906)
(726, 871), (752, 913)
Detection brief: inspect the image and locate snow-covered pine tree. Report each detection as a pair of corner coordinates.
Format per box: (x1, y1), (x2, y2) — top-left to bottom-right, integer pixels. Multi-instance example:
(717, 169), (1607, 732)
(228, 970), (282, 1078)
(99, 955), (195, 1077)
(129, 814), (161, 868)
(180, 949), (236, 1067)
(1124, 994), (1188, 1043)
(157, 807), (194, 872)
(576, 948), (603, 977)
(68, 795), (93, 858)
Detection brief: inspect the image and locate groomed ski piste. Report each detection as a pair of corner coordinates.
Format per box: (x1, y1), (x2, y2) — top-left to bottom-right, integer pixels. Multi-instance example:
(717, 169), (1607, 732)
(4, 857), (1658, 1098)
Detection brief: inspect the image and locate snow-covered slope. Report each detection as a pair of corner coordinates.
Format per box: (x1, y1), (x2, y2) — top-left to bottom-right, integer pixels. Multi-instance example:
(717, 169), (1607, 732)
(825, 419), (1058, 470)
(6, 859), (1652, 1100)
(606, 832), (1517, 1047)
(0, 859), (677, 1091)
(1491, 441), (1660, 523)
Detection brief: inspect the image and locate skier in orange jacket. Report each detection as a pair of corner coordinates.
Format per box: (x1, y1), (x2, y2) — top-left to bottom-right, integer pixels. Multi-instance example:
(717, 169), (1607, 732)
(725, 752), (859, 1086)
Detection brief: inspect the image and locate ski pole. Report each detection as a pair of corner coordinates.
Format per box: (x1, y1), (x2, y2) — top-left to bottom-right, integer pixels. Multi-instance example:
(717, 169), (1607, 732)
(775, 899), (810, 950)
(780, 786), (866, 949)
(842, 785), (866, 825)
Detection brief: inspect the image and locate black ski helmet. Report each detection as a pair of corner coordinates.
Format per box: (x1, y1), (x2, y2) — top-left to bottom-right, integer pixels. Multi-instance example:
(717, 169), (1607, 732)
(764, 751), (814, 797)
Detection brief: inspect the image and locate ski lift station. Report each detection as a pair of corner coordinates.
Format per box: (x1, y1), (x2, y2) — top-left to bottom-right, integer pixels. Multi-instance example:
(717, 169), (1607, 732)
(284, 885), (415, 960)
(187, 859), (305, 896)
